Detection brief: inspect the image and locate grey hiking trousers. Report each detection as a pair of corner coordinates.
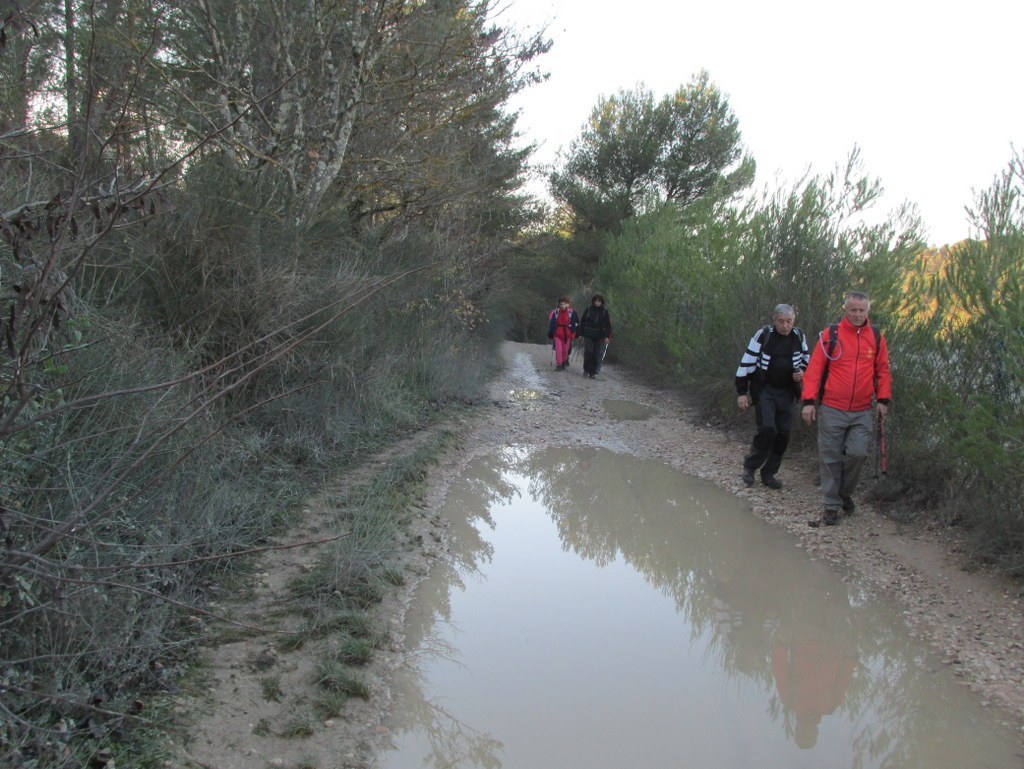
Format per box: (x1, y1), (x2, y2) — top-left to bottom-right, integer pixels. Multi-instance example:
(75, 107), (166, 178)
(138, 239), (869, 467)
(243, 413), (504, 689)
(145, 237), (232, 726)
(817, 405), (873, 511)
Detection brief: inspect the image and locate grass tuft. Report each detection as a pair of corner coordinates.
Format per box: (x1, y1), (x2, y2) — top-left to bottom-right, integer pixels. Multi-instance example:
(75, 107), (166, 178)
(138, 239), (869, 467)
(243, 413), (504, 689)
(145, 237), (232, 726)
(312, 690), (349, 720)
(312, 660), (371, 699)
(332, 637), (375, 667)
(281, 714), (316, 739)
(260, 674), (284, 702)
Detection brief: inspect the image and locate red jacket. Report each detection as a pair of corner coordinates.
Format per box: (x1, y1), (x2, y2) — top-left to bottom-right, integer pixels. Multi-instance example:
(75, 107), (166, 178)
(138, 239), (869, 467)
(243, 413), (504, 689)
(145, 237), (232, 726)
(547, 307), (578, 341)
(801, 317), (891, 411)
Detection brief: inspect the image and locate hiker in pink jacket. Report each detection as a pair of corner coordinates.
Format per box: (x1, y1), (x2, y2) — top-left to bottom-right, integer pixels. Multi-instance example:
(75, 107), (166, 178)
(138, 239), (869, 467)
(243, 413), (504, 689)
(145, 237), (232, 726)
(547, 297), (579, 370)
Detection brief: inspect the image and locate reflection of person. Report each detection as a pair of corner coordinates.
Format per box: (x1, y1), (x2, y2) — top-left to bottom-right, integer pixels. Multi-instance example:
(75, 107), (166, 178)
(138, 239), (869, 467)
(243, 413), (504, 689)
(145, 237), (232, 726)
(577, 294), (612, 379)
(735, 304), (809, 489)
(547, 296), (579, 370)
(801, 291), (891, 526)
(771, 566), (858, 751)
(771, 633), (856, 749)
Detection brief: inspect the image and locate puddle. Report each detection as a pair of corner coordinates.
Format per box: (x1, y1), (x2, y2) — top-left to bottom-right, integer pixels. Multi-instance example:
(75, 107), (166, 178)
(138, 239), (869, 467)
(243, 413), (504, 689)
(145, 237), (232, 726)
(602, 399), (655, 420)
(374, 447), (1021, 769)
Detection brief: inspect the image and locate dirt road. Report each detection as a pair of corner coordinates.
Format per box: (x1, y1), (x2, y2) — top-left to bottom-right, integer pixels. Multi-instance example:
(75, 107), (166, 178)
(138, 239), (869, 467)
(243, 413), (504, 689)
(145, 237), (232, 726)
(175, 341), (1024, 767)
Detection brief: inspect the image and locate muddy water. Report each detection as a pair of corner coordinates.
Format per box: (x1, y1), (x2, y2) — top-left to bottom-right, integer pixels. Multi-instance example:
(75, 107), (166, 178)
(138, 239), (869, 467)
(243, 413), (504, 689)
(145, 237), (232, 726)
(602, 399), (655, 420)
(374, 447), (1021, 769)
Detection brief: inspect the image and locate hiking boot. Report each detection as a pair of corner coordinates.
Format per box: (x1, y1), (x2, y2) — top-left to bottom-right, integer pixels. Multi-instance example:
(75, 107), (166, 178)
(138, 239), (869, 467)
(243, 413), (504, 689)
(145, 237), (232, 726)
(841, 495), (856, 515)
(761, 476), (783, 490)
(742, 470), (755, 486)
(822, 508), (839, 526)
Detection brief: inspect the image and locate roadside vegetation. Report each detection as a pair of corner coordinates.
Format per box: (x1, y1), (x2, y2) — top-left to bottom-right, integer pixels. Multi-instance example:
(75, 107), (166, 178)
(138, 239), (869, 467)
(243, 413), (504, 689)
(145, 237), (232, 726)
(1, 1), (1021, 767)
(0, 1), (542, 766)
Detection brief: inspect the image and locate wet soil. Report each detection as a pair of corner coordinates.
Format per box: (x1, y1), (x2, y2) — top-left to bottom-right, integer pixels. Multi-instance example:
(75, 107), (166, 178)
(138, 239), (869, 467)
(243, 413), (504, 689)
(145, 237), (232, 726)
(173, 341), (1024, 768)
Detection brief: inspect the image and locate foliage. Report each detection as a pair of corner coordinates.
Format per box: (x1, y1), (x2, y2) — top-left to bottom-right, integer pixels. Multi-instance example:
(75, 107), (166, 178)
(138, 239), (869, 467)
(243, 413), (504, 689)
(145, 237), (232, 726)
(595, 197), (745, 382)
(595, 149), (921, 400)
(550, 72), (755, 235)
(737, 148), (923, 334)
(885, 152), (1024, 568)
(489, 230), (593, 343)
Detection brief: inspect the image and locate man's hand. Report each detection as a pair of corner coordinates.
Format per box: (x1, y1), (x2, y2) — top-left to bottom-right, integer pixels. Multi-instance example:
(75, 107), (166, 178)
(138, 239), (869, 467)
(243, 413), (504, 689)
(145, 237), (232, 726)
(792, 369), (804, 383)
(737, 394), (751, 411)
(801, 404), (816, 424)
(877, 402), (888, 421)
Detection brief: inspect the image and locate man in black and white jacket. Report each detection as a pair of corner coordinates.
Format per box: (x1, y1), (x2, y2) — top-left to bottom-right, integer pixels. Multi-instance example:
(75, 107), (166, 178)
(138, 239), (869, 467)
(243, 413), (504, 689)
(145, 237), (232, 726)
(735, 303), (810, 489)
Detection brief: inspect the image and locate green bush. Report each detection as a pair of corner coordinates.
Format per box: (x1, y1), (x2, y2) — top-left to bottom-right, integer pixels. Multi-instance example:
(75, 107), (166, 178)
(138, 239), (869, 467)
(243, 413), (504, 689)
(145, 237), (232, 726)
(885, 158), (1024, 568)
(595, 150), (920, 403)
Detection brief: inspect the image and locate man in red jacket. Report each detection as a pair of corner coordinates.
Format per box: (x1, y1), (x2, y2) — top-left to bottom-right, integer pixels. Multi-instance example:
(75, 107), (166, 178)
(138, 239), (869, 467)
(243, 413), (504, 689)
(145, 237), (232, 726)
(801, 292), (891, 525)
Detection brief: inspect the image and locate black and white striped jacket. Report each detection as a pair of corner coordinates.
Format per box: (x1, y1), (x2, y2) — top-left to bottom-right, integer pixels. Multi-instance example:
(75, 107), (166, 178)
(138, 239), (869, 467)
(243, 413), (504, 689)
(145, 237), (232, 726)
(735, 325), (809, 397)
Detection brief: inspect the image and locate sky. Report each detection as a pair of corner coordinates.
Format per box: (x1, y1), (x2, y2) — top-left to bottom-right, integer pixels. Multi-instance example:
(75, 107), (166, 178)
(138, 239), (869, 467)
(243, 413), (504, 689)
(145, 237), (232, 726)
(497, 0), (1024, 246)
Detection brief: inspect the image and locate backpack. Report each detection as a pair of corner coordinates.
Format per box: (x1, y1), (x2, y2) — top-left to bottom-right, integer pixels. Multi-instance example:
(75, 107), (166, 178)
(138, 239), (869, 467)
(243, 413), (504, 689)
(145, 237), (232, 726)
(824, 321), (880, 357)
(754, 324), (807, 363)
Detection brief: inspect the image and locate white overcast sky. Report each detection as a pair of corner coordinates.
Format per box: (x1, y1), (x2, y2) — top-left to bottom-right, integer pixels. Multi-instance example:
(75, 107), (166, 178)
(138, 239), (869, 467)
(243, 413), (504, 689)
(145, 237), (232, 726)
(498, 0), (1024, 246)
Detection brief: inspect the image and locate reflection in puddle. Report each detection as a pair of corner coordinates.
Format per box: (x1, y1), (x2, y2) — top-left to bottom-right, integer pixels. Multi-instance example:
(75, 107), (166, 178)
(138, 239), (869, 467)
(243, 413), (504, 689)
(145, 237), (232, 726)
(375, 448), (1021, 769)
(602, 399), (655, 420)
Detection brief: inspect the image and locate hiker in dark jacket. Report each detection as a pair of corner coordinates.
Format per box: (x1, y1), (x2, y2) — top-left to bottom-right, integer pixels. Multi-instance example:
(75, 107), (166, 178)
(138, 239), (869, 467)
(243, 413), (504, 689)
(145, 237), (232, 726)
(577, 294), (612, 379)
(735, 303), (809, 489)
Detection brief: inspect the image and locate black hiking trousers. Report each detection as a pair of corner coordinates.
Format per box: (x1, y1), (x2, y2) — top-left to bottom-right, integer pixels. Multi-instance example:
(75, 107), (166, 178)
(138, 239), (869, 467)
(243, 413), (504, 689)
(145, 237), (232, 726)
(744, 385), (796, 478)
(582, 336), (607, 375)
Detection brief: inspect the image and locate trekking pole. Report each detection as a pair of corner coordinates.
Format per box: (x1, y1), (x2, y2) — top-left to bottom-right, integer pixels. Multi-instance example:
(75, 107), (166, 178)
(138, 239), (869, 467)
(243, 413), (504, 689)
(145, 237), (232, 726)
(594, 339), (609, 375)
(875, 415), (888, 479)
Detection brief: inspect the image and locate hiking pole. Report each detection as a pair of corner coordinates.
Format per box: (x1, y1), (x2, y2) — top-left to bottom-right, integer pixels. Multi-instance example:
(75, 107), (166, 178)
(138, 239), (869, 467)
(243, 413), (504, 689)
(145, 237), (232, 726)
(875, 415), (888, 479)
(573, 337), (582, 363)
(596, 339), (609, 374)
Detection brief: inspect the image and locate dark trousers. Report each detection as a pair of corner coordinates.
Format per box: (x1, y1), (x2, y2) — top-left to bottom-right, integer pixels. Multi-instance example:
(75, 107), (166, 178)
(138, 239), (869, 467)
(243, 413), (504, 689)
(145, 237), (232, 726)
(583, 337), (607, 374)
(744, 385), (796, 478)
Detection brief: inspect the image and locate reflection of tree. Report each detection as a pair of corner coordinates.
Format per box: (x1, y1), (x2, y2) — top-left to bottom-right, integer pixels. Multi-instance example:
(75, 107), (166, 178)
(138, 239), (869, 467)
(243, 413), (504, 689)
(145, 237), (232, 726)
(502, 446), (1020, 767)
(381, 548), (505, 769)
(375, 449), (529, 768)
(443, 446), (524, 575)
(384, 658), (504, 769)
